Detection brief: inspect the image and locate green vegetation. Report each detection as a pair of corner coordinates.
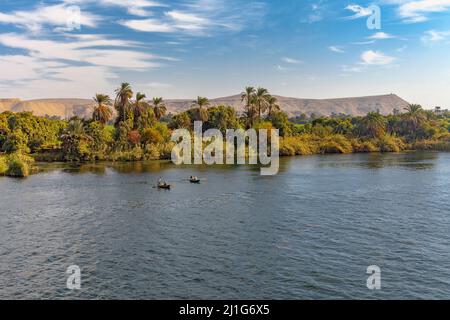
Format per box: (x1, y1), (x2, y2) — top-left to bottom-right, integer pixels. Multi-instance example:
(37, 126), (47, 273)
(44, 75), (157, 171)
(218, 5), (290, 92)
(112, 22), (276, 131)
(1, 83), (450, 178)
(0, 153), (34, 177)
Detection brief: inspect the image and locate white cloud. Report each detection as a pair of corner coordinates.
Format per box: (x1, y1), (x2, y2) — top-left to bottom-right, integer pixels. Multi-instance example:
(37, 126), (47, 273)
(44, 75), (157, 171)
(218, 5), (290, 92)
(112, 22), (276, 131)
(360, 50), (396, 65)
(421, 29), (450, 43)
(64, 0), (166, 17)
(282, 57), (302, 64)
(329, 45), (345, 53)
(120, 0), (267, 35)
(352, 40), (376, 45)
(341, 50), (396, 74)
(368, 32), (395, 40)
(395, 0), (450, 23)
(0, 3), (100, 32)
(0, 33), (162, 70)
(119, 19), (176, 32)
(344, 4), (373, 19)
(0, 33), (172, 97)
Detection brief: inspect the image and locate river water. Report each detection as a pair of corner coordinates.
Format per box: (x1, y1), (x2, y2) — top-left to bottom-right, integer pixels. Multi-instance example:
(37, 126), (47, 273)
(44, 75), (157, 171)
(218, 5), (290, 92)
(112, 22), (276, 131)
(1, 152), (450, 299)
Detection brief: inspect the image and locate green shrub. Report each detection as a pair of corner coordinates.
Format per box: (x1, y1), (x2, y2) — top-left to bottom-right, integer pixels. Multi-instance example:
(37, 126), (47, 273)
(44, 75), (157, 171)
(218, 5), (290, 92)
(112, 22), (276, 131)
(375, 135), (405, 153)
(319, 135), (353, 154)
(352, 140), (379, 153)
(110, 147), (144, 161)
(158, 142), (175, 160)
(4, 153), (34, 177)
(412, 139), (450, 151)
(0, 156), (7, 175)
(142, 128), (164, 144)
(144, 144), (161, 160)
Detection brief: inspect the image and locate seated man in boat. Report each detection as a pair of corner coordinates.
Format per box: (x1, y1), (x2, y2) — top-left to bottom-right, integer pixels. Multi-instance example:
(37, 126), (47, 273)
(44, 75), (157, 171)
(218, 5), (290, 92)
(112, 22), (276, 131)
(158, 177), (167, 186)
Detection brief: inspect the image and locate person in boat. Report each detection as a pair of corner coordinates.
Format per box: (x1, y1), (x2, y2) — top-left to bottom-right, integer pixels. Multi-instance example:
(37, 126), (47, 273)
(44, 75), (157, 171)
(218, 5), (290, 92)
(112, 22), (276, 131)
(158, 177), (167, 186)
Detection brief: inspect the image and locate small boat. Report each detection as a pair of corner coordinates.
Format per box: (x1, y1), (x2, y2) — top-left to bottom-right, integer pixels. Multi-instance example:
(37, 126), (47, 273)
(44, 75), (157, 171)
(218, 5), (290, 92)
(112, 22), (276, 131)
(189, 178), (201, 184)
(158, 183), (171, 190)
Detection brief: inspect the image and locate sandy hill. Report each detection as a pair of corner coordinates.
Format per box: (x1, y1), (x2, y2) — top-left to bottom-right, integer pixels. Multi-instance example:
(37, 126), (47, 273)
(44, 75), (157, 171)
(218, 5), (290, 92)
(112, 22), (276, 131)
(0, 94), (409, 118)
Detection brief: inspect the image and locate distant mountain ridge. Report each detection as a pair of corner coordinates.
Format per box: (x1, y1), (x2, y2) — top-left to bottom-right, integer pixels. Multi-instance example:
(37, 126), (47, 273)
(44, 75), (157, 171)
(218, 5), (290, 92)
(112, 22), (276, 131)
(0, 94), (409, 119)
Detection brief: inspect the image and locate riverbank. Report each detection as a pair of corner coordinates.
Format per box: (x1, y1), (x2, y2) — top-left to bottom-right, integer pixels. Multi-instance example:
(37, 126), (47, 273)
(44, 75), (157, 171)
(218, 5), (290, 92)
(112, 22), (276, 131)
(2, 134), (449, 178)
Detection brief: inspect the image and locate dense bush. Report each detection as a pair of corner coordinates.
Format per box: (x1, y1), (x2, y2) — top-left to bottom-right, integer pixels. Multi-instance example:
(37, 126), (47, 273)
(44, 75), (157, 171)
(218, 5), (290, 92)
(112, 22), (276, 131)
(0, 156), (7, 175)
(0, 153), (34, 177)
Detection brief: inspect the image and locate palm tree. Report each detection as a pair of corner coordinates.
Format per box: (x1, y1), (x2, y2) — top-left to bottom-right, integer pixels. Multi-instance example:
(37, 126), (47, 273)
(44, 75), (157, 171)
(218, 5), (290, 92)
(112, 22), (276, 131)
(132, 92), (148, 129)
(403, 104), (426, 127)
(92, 94), (112, 125)
(241, 86), (256, 127)
(66, 119), (85, 136)
(361, 112), (387, 138)
(192, 96), (210, 122)
(254, 87), (270, 120)
(114, 82), (133, 125)
(267, 95), (281, 118)
(152, 97), (167, 121)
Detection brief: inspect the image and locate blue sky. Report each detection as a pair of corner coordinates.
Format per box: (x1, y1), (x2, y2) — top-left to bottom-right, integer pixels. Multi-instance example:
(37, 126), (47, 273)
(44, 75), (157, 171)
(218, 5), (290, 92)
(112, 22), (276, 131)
(1, 0), (450, 108)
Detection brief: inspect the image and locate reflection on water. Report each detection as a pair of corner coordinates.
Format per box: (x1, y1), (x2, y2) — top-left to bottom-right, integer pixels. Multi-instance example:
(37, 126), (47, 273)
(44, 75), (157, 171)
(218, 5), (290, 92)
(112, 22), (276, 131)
(1, 152), (450, 299)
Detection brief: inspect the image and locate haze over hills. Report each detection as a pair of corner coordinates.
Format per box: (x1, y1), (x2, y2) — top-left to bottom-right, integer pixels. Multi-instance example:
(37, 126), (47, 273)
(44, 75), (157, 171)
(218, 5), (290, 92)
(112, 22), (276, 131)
(0, 94), (409, 119)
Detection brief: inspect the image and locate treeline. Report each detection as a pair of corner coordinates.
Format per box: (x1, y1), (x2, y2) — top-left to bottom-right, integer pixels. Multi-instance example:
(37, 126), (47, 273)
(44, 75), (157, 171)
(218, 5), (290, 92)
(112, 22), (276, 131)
(1, 83), (450, 177)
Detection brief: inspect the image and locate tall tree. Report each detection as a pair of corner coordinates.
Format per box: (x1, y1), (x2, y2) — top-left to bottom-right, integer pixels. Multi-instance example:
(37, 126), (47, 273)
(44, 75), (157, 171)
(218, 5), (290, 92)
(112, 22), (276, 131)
(254, 87), (270, 120)
(241, 86), (256, 127)
(360, 112), (387, 138)
(132, 92), (148, 129)
(403, 104), (426, 128)
(92, 94), (112, 125)
(192, 96), (210, 122)
(152, 97), (167, 121)
(267, 95), (281, 118)
(114, 82), (133, 126)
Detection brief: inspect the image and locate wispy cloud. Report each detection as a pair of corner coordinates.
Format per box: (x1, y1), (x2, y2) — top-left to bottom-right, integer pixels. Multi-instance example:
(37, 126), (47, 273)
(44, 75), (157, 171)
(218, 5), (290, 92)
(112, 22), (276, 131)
(282, 57), (302, 64)
(119, 19), (176, 32)
(0, 33), (163, 70)
(395, 0), (450, 23)
(367, 32), (395, 40)
(421, 29), (450, 43)
(344, 4), (373, 19)
(360, 50), (396, 65)
(120, 0), (267, 35)
(0, 32), (171, 96)
(65, 0), (166, 17)
(341, 50), (396, 74)
(329, 45), (345, 53)
(0, 3), (100, 32)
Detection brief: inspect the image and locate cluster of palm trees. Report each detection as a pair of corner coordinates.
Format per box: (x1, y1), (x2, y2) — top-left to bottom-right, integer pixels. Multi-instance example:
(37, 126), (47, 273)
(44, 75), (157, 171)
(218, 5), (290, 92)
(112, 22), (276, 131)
(92, 82), (167, 127)
(241, 87), (280, 127)
(91, 83), (282, 131)
(359, 104), (429, 139)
